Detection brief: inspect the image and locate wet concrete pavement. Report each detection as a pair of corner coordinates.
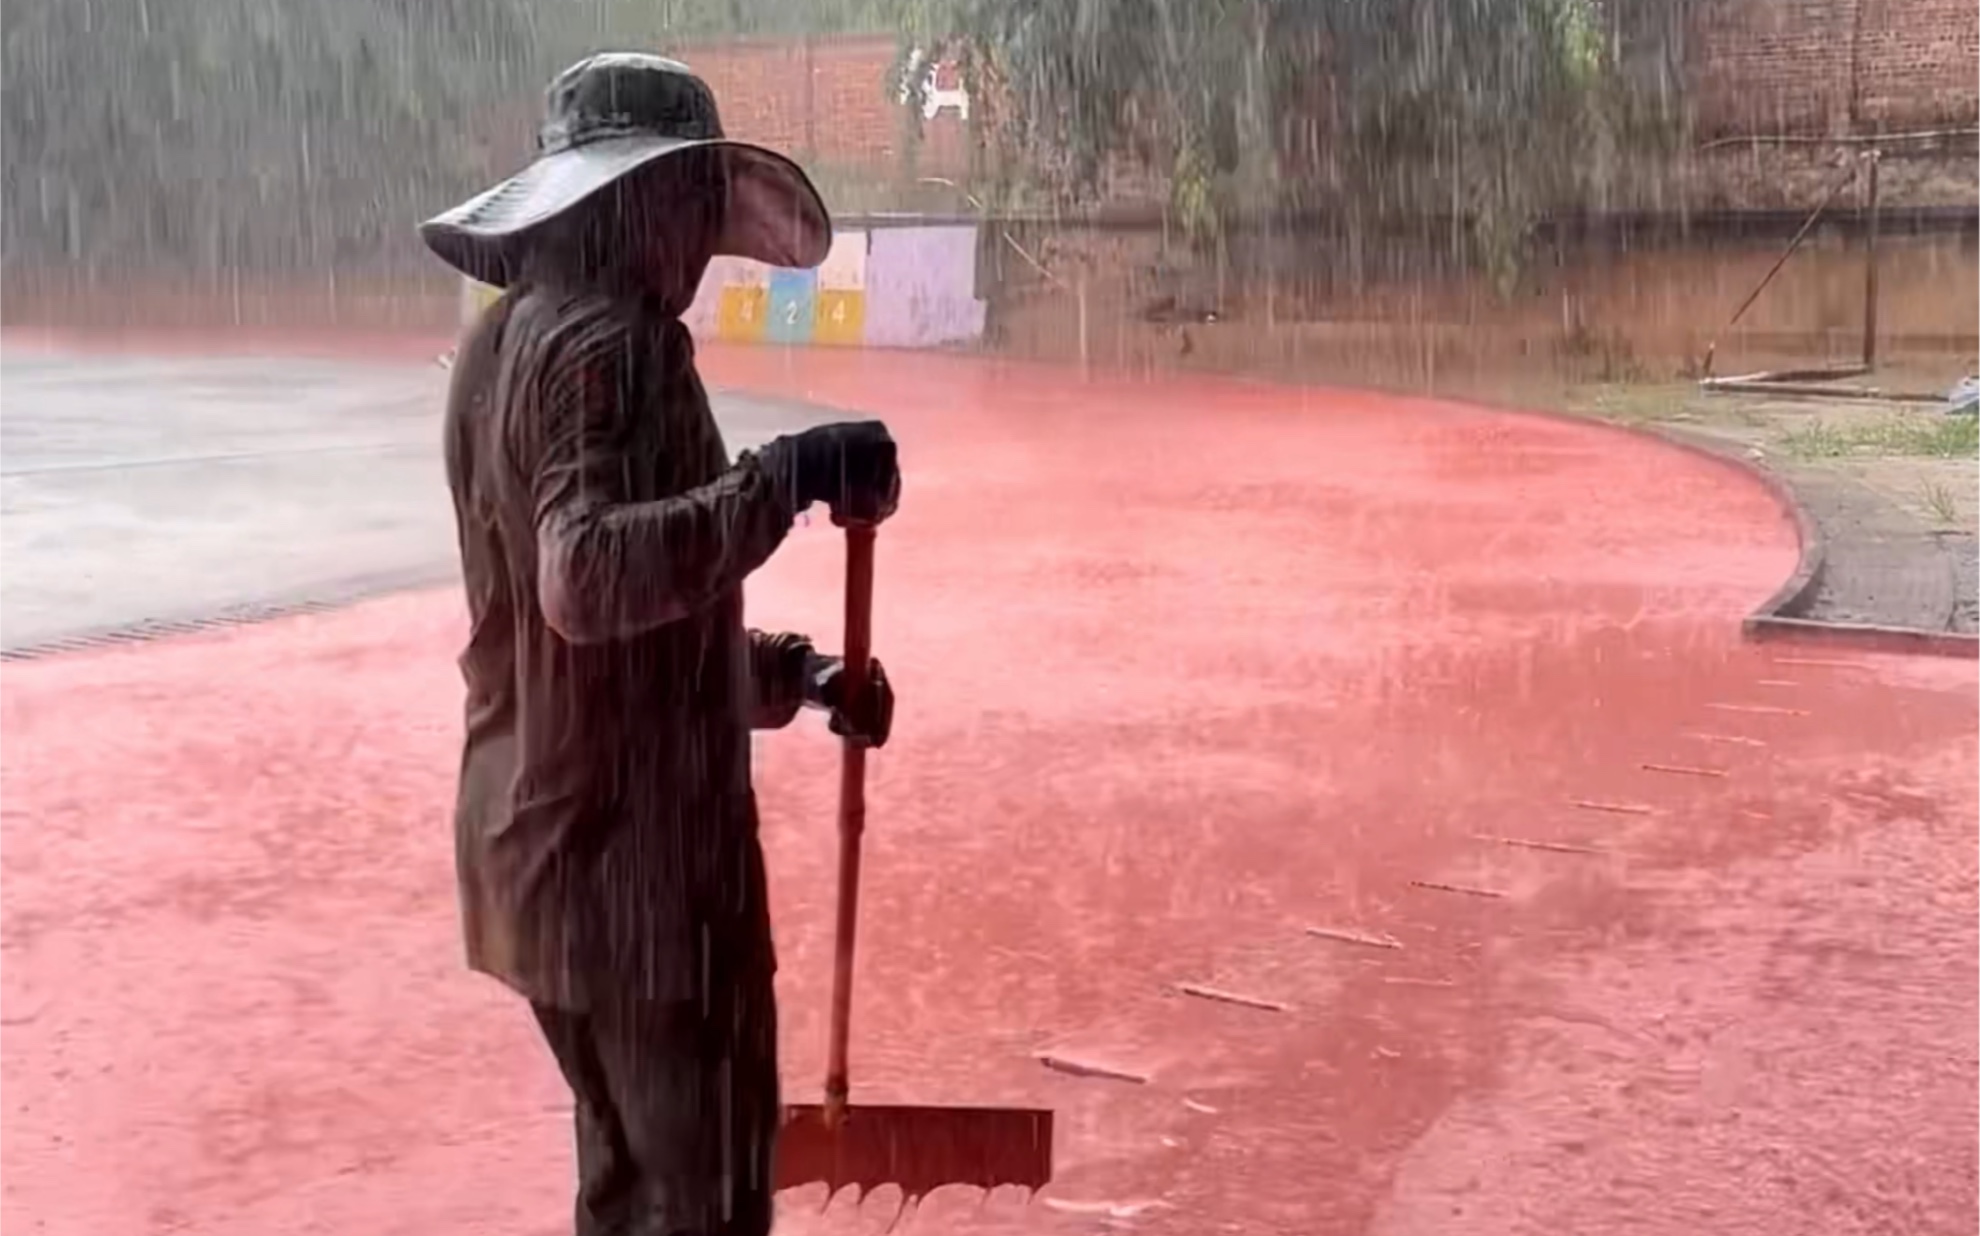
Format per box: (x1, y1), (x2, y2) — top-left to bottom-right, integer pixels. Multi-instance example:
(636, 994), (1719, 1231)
(1, 343), (1974, 1235)
(0, 349), (828, 650)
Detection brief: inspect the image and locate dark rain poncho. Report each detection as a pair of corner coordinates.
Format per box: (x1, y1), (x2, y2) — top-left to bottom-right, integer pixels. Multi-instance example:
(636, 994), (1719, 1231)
(443, 284), (807, 1011)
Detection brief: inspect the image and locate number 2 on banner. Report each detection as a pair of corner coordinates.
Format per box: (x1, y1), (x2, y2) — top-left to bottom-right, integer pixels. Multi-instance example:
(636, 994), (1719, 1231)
(785, 301), (799, 326)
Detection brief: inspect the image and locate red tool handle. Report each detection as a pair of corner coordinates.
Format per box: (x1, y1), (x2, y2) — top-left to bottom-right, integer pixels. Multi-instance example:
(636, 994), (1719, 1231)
(822, 520), (876, 1125)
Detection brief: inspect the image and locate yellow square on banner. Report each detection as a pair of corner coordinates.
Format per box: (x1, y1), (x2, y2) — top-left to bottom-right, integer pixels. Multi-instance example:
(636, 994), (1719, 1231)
(813, 289), (865, 347)
(717, 286), (768, 343)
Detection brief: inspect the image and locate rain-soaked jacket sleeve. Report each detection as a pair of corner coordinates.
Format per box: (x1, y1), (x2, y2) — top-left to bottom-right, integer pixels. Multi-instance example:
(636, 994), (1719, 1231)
(532, 317), (797, 646)
(747, 629), (815, 730)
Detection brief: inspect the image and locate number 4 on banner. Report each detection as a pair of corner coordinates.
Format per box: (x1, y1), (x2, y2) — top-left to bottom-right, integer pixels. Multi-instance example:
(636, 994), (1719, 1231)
(814, 290), (863, 346)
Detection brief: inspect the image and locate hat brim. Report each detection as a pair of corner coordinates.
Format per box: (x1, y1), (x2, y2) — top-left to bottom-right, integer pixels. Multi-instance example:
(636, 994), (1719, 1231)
(419, 135), (831, 288)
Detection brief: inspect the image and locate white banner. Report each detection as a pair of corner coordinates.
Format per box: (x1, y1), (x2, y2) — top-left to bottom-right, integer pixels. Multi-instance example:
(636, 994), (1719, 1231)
(818, 231), (868, 292)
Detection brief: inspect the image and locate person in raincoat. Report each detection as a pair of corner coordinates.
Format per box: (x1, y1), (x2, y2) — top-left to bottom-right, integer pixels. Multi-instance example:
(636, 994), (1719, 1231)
(420, 53), (901, 1236)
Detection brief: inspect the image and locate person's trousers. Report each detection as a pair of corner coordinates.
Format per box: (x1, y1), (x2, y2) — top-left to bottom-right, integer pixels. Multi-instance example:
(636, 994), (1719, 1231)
(531, 967), (780, 1236)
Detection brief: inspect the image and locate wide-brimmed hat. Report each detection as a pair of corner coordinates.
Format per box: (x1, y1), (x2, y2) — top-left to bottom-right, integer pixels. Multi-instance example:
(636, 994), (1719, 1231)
(420, 52), (831, 288)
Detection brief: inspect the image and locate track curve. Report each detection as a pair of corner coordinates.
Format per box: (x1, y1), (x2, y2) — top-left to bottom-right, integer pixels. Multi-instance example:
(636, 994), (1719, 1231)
(2, 346), (1973, 1236)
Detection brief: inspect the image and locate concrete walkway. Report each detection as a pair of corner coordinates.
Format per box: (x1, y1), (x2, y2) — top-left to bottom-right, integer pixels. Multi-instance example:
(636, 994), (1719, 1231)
(0, 349), (828, 650)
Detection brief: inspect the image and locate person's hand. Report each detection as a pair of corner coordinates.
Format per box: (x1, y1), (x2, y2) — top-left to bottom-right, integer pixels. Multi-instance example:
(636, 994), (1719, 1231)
(804, 654), (894, 748)
(758, 421), (900, 526)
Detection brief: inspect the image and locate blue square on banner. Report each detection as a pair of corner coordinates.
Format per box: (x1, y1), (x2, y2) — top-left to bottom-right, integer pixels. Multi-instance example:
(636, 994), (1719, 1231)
(765, 269), (817, 345)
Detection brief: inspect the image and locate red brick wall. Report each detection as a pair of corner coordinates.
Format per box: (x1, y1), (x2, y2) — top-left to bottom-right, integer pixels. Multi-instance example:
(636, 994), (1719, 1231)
(659, 6), (1972, 191)
(1688, 0), (1979, 137)
(1854, 0), (1980, 127)
(664, 35), (969, 180)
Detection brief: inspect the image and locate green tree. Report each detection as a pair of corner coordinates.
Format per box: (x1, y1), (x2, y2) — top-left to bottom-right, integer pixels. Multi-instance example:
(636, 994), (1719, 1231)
(1, 0), (1677, 283)
(0, 0), (920, 276)
(900, 0), (1660, 284)
(2, 0), (547, 275)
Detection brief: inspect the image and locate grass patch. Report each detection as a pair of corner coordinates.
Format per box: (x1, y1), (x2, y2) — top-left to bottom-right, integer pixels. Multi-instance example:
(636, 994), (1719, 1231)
(1780, 420), (1854, 458)
(1781, 414), (1979, 461)
(1568, 382), (1742, 427)
(1921, 480), (1963, 527)
(1573, 384), (1671, 424)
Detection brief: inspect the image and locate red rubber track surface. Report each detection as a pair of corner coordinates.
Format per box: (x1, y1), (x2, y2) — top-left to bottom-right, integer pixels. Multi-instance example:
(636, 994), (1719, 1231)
(4, 347), (1975, 1235)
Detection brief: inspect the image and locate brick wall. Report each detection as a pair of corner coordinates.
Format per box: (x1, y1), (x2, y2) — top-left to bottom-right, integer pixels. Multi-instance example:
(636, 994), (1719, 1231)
(1688, 0), (1979, 137)
(663, 35), (969, 183)
(1854, 0), (1980, 127)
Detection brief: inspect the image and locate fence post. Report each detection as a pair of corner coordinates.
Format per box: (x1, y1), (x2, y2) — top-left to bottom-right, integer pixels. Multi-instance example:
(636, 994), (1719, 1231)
(1861, 149), (1882, 371)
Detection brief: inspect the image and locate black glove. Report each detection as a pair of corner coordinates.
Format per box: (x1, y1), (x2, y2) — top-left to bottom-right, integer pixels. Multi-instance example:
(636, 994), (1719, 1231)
(757, 421), (900, 526)
(804, 654), (894, 749)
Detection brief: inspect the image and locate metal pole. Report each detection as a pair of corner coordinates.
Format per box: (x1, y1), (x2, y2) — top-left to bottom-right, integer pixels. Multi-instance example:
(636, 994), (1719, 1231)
(821, 521), (876, 1128)
(1700, 159), (1859, 378)
(1861, 149), (1882, 371)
